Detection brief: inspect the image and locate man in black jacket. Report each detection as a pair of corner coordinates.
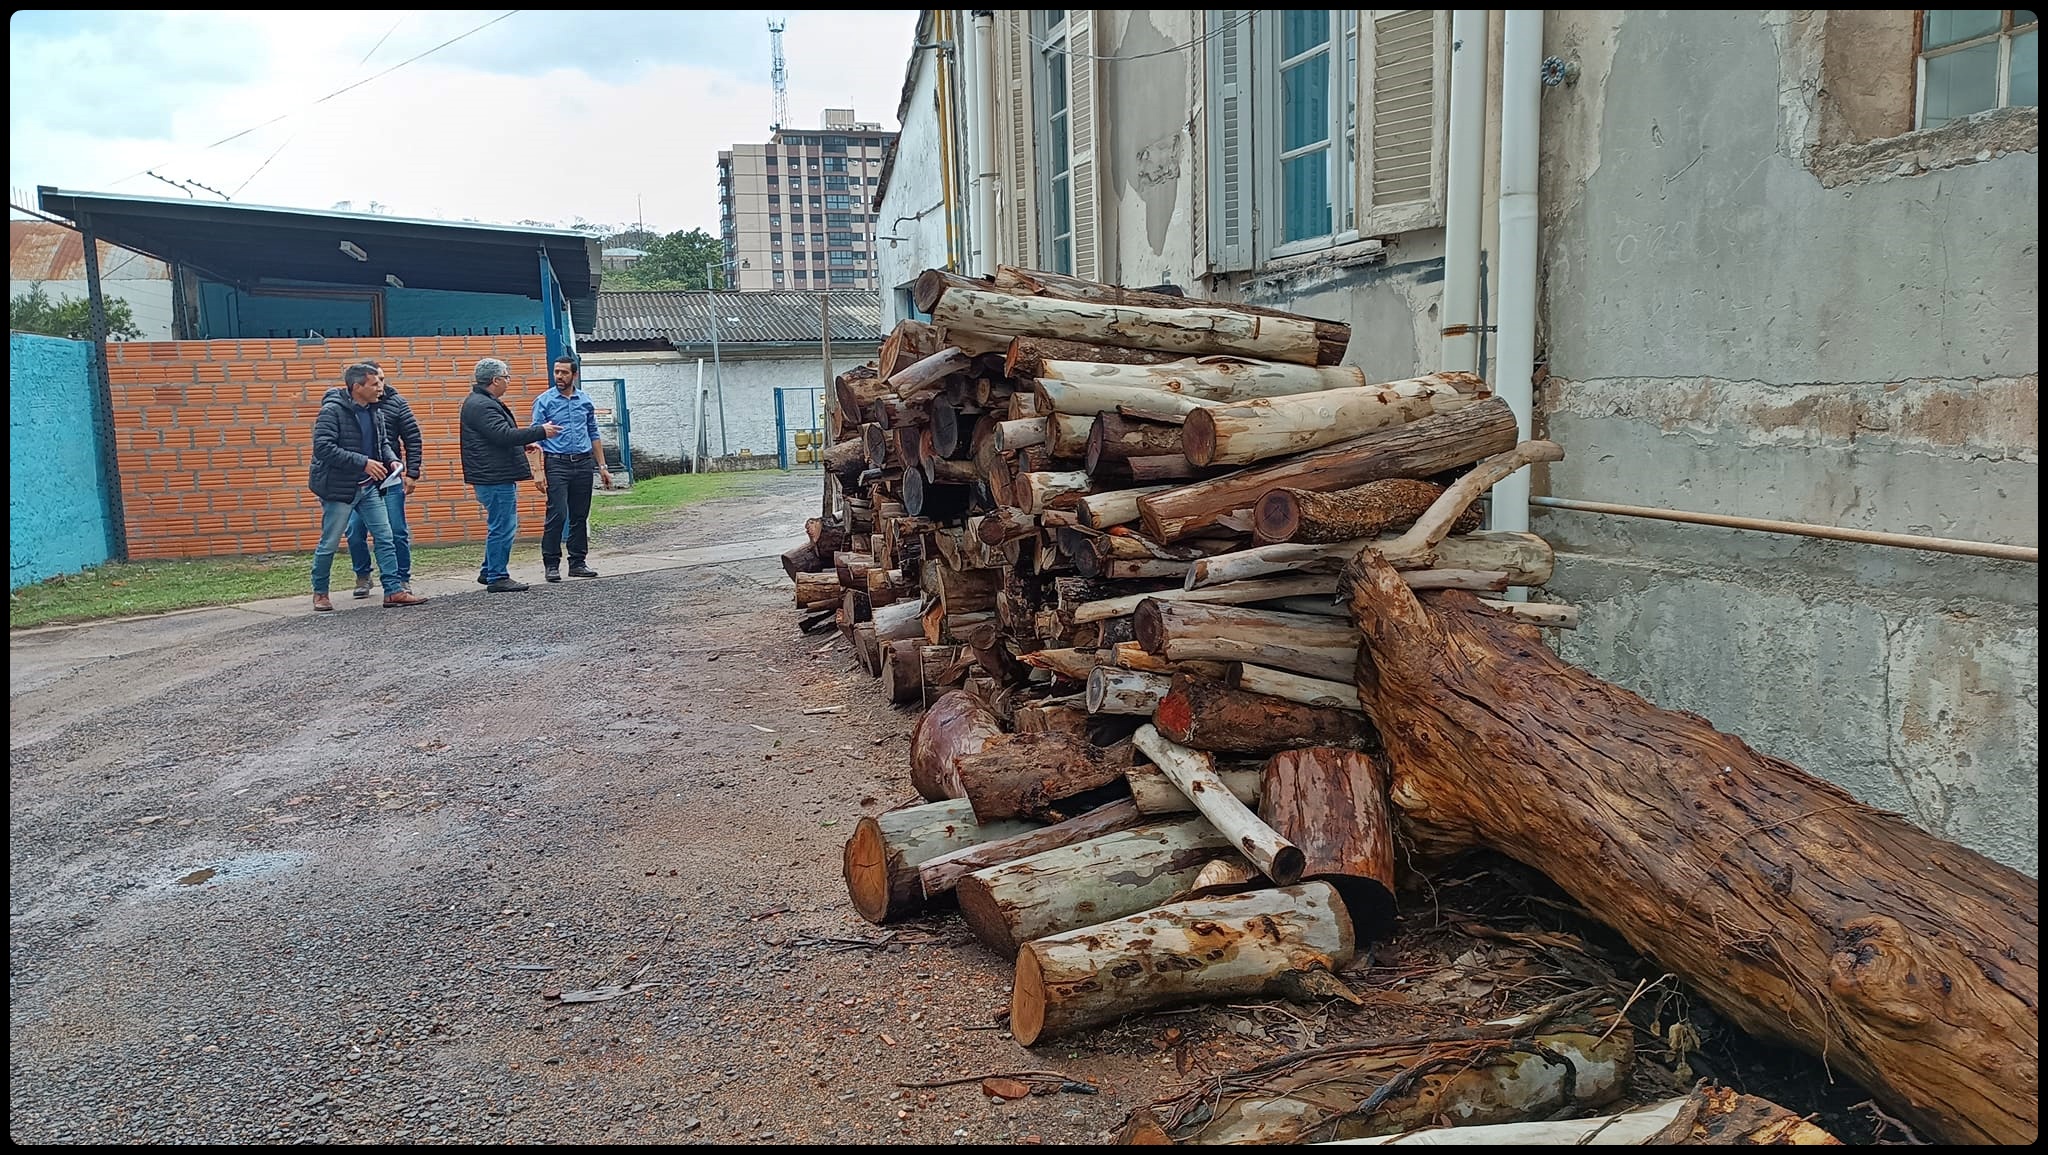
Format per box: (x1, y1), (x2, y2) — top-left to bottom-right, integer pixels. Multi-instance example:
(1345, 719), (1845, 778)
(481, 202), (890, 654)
(338, 361), (424, 597)
(308, 363), (430, 611)
(460, 357), (560, 592)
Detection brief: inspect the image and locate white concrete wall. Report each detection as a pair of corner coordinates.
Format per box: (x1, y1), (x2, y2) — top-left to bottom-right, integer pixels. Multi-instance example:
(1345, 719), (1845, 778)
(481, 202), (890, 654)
(875, 25), (952, 328)
(9, 278), (175, 341)
(581, 348), (880, 469)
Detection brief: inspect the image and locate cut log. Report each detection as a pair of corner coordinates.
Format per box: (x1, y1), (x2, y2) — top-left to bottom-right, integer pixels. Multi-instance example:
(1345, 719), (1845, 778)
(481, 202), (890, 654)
(1133, 724), (1303, 884)
(876, 317), (942, 381)
(1018, 647), (1101, 682)
(1140, 398), (1520, 542)
(1040, 356), (1367, 400)
(930, 404), (978, 459)
(834, 365), (894, 422)
(1256, 478), (1482, 545)
(871, 598), (924, 643)
(779, 539), (825, 581)
(1084, 667), (1173, 715)
(990, 265), (1352, 365)
(975, 506), (1037, 546)
(957, 815), (1236, 957)
(1005, 335), (1181, 379)
(886, 346), (972, 403)
(916, 798), (1149, 900)
(1076, 484), (1172, 529)
(1126, 763), (1261, 815)
(794, 571), (841, 609)
(993, 416), (1049, 452)
(1475, 597), (1580, 628)
(1187, 529), (1555, 590)
(934, 287), (1329, 366)
(1085, 413), (1185, 475)
(1136, 600), (1362, 684)
(882, 642), (969, 705)
(1183, 373), (1482, 467)
(1120, 1004), (1632, 1144)
(1036, 378), (1209, 419)
(1124, 454), (1214, 483)
(822, 437), (867, 486)
(911, 269), (998, 313)
(956, 730), (1135, 822)
(1227, 663), (1362, 710)
(841, 799), (1039, 924)
(1074, 574), (1338, 625)
(1339, 543), (2040, 1146)
(908, 689), (1004, 801)
(1153, 674), (1376, 754)
(1019, 470), (1097, 514)
(1333, 1088), (1842, 1146)
(1109, 642), (1231, 681)
(1260, 747), (1396, 939)
(1010, 881), (1355, 1045)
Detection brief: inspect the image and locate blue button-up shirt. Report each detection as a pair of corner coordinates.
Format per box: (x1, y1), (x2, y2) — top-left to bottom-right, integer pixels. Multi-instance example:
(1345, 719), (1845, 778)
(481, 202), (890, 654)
(531, 387), (599, 455)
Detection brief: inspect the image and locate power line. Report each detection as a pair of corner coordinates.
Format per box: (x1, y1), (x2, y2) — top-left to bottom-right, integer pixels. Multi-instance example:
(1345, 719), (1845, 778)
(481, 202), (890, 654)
(229, 13), (408, 199)
(109, 11), (520, 192)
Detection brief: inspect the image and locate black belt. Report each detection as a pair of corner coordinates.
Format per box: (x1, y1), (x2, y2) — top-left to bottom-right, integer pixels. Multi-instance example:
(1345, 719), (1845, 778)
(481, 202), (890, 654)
(545, 450), (593, 457)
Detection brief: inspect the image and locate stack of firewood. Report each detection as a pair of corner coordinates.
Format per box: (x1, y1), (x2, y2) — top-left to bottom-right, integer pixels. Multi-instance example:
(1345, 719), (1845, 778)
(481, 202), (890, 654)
(784, 265), (1575, 1034)
(786, 267), (2039, 1149)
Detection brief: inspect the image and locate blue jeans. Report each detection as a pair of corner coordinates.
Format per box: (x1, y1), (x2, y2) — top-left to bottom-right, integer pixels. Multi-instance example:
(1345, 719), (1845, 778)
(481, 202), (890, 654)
(472, 483), (519, 583)
(313, 486), (403, 595)
(347, 485), (411, 583)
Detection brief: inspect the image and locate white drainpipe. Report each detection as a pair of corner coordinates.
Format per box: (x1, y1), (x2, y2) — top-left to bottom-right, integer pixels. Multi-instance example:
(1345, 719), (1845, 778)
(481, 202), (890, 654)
(966, 11), (999, 277)
(1439, 11), (1487, 374)
(1493, 9), (1543, 584)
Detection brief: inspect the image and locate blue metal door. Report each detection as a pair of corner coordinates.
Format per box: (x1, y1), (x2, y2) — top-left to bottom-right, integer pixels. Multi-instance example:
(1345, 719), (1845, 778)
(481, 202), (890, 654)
(774, 387), (824, 470)
(590, 377), (632, 486)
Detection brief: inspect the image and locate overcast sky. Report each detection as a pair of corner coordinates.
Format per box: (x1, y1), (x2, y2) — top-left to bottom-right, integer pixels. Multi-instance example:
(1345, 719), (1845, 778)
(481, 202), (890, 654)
(9, 9), (920, 234)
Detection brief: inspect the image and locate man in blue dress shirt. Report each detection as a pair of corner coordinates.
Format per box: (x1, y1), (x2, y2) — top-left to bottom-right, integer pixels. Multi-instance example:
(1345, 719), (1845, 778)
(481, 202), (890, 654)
(525, 351), (613, 581)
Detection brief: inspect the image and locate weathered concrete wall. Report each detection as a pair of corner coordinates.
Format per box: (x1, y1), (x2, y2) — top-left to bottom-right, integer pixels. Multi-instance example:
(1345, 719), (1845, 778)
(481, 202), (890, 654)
(9, 333), (114, 589)
(582, 349), (879, 469)
(1101, 11), (1201, 289)
(1535, 9), (2039, 873)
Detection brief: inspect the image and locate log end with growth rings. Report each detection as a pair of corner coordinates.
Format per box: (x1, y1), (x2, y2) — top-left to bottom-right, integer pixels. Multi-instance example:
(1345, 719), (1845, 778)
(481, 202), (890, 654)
(1252, 489), (1303, 543)
(842, 818), (893, 924)
(1010, 947), (1051, 1046)
(1260, 840), (1306, 886)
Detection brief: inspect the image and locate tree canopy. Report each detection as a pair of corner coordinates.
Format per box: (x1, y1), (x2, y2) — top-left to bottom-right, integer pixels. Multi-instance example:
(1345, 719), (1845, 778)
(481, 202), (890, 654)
(602, 228), (728, 290)
(9, 283), (145, 341)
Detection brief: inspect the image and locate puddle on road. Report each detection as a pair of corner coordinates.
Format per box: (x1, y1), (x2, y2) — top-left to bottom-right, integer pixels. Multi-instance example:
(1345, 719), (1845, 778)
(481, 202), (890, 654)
(165, 849), (311, 890)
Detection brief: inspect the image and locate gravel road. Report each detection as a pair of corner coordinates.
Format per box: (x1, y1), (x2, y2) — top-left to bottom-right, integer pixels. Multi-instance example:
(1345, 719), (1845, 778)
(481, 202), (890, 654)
(9, 474), (1186, 1145)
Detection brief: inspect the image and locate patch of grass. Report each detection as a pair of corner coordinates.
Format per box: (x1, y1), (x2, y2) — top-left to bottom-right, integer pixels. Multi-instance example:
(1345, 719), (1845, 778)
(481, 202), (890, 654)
(10, 472), (762, 630)
(589, 471), (757, 531)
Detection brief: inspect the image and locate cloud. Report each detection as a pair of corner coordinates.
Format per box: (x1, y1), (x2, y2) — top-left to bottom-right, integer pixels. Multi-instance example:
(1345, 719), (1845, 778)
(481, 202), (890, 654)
(8, 9), (919, 234)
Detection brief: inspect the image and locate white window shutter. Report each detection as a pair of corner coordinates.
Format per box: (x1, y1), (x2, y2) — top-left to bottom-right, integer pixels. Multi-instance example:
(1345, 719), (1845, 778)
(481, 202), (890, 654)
(999, 12), (1038, 269)
(1358, 9), (1448, 237)
(1205, 9), (1255, 273)
(1067, 11), (1103, 282)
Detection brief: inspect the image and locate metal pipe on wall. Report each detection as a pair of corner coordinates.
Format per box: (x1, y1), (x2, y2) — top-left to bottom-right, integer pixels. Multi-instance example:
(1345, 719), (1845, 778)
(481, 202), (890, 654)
(967, 10), (999, 277)
(1440, 11), (1488, 374)
(1492, 9), (1544, 601)
(1530, 497), (2040, 564)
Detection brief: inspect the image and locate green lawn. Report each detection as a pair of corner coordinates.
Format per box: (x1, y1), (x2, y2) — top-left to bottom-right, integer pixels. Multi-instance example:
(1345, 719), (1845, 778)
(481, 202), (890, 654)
(10, 472), (758, 630)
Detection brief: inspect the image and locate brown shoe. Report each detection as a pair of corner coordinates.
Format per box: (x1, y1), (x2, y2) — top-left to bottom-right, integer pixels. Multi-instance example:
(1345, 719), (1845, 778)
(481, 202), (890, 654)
(312, 593), (334, 612)
(382, 590), (430, 608)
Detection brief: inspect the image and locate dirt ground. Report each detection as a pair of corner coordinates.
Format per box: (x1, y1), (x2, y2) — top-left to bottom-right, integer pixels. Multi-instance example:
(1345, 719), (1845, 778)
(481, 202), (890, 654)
(9, 472), (1881, 1145)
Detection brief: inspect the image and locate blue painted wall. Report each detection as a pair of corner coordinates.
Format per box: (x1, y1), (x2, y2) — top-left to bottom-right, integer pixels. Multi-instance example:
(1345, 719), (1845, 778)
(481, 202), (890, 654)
(10, 333), (114, 590)
(195, 278), (544, 339)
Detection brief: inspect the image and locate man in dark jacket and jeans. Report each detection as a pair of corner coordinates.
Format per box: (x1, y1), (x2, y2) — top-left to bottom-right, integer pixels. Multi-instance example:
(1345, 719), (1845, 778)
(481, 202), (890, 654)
(308, 363), (430, 611)
(342, 361), (423, 597)
(460, 357), (560, 592)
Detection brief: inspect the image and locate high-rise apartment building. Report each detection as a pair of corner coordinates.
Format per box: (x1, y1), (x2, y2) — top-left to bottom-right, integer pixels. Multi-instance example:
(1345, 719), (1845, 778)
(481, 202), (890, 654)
(718, 108), (897, 292)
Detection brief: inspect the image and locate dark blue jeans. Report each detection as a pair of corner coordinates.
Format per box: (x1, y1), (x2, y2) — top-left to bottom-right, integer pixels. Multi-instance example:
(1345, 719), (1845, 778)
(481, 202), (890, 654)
(541, 451), (595, 567)
(347, 485), (410, 582)
(313, 486), (402, 596)
(472, 483), (519, 584)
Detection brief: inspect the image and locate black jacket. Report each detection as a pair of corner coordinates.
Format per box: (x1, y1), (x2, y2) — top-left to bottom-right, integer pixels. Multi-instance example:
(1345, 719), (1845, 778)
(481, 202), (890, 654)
(317, 383), (425, 479)
(308, 389), (398, 503)
(460, 382), (549, 485)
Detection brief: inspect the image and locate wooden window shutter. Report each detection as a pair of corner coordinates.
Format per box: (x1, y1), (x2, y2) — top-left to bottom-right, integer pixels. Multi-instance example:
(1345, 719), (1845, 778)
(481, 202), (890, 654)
(1358, 9), (1448, 237)
(999, 12), (1038, 268)
(1067, 11), (1103, 281)
(1205, 10), (1256, 272)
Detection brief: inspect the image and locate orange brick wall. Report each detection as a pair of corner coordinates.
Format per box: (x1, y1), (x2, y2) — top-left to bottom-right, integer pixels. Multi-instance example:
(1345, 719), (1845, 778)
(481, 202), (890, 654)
(106, 336), (556, 560)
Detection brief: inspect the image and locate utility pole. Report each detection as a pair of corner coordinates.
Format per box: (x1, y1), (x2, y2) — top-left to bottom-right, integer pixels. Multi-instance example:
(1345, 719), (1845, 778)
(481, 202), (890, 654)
(706, 261), (728, 457)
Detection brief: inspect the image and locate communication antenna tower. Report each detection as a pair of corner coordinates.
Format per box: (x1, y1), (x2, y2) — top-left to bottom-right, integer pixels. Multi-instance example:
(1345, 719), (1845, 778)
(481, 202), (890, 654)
(768, 18), (789, 131)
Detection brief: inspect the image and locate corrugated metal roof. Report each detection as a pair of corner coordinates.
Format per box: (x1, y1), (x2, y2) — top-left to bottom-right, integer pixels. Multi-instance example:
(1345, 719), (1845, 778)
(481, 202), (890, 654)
(10, 220), (169, 281)
(588, 289), (882, 346)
